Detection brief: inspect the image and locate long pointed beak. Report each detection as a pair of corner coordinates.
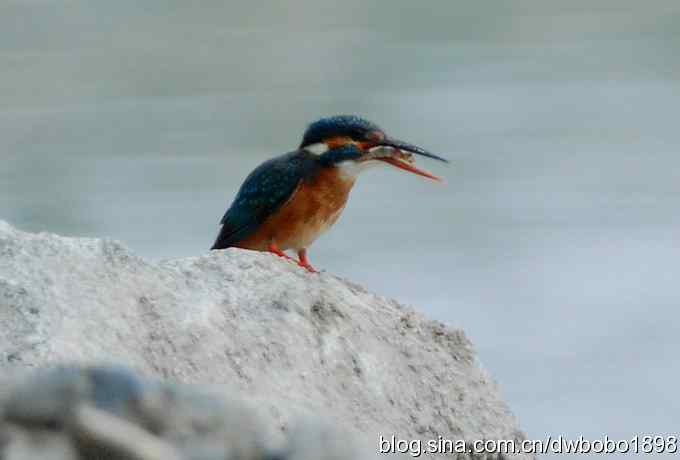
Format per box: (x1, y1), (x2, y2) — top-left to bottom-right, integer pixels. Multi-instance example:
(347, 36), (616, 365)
(380, 138), (449, 163)
(378, 156), (443, 181)
(374, 137), (448, 182)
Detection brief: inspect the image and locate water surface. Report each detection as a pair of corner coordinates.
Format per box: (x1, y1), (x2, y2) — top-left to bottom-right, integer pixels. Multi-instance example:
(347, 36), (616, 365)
(2, 1), (679, 456)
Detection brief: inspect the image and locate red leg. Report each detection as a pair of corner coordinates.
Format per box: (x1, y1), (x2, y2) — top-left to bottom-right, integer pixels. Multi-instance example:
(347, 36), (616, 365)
(297, 248), (318, 273)
(268, 242), (294, 261)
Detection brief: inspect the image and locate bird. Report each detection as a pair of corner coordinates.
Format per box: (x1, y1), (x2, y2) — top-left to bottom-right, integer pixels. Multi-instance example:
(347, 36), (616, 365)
(211, 115), (447, 272)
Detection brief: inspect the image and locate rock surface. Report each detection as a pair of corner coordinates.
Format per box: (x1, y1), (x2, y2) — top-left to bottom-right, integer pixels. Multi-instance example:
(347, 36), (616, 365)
(0, 221), (532, 459)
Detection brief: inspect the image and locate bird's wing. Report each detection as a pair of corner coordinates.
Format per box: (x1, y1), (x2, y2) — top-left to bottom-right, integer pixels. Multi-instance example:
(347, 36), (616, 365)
(211, 151), (314, 249)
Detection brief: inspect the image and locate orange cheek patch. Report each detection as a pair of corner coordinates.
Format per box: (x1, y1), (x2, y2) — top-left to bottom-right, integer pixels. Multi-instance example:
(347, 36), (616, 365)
(357, 141), (376, 151)
(325, 136), (354, 149)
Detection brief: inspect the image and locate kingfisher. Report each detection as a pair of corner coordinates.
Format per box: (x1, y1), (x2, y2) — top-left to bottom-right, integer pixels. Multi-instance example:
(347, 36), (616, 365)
(211, 115), (447, 272)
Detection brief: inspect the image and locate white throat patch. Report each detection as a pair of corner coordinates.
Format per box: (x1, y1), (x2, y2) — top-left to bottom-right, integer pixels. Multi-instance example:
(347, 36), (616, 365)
(304, 142), (328, 155)
(337, 159), (381, 179)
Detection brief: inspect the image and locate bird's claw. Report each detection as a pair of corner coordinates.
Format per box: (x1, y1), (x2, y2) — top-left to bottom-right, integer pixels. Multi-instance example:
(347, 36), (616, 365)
(268, 243), (294, 261)
(297, 249), (319, 274)
(297, 261), (318, 273)
(268, 243), (318, 273)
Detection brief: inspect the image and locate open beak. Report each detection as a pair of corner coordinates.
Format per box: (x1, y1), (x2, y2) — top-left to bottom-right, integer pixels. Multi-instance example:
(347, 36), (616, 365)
(373, 138), (448, 182)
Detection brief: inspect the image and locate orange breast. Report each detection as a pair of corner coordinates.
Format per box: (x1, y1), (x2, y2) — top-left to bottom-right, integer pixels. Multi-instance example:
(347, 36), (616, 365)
(234, 167), (355, 251)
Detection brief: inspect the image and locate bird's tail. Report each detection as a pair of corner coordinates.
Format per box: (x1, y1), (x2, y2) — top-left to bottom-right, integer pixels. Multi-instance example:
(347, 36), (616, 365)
(210, 230), (229, 250)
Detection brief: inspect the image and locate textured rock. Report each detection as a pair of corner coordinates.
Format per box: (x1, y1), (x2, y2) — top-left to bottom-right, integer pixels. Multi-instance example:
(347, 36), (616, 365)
(0, 364), (358, 460)
(0, 221), (532, 459)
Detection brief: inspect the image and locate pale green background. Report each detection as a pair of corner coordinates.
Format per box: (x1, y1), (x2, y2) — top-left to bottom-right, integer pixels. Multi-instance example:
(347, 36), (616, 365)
(2, 1), (679, 457)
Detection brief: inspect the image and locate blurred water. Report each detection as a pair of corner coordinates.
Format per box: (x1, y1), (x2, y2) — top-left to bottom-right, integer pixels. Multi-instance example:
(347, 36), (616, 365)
(2, 1), (679, 457)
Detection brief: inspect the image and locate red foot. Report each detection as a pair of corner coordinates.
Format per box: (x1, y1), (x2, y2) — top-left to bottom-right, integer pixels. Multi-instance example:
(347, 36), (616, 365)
(268, 243), (295, 262)
(297, 249), (319, 273)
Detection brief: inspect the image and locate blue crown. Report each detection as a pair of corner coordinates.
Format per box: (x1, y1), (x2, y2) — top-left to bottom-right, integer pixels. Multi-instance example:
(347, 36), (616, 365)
(300, 115), (381, 148)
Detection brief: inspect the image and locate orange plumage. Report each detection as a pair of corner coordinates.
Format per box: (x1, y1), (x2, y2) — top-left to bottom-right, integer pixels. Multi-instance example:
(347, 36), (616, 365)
(233, 167), (355, 252)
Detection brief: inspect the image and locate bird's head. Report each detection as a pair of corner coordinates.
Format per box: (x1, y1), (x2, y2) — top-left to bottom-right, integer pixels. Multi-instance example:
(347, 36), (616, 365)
(300, 115), (448, 181)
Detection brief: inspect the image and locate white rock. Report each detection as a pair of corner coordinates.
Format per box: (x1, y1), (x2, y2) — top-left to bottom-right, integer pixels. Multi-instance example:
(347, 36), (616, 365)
(0, 221), (533, 459)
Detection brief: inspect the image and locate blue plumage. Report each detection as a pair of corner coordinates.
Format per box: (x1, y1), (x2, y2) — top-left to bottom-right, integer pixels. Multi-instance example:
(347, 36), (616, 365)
(300, 115), (380, 148)
(212, 150), (318, 249)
